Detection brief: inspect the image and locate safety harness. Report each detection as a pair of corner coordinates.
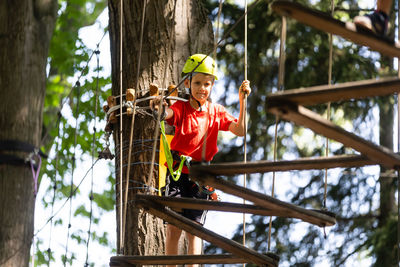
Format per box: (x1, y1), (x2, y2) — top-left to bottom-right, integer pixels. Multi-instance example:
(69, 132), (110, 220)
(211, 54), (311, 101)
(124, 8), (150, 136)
(160, 120), (188, 182)
(159, 121), (219, 200)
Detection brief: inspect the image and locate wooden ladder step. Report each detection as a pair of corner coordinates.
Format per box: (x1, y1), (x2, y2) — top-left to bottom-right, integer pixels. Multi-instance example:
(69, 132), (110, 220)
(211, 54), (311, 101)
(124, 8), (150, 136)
(266, 77), (400, 106)
(267, 101), (400, 169)
(110, 254), (255, 266)
(189, 154), (375, 176)
(271, 0), (400, 58)
(134, 198), (279, 266)
(186, 174), (336, 227)
(136, 194), (335, 220)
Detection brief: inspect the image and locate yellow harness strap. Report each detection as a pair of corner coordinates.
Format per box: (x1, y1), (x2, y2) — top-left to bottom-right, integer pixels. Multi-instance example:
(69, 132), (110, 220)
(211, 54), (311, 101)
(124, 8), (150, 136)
(160, 121), (186, 181)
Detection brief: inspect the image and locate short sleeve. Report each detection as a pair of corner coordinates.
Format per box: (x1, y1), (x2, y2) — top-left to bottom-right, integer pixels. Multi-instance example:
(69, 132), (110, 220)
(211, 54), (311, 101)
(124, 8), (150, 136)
(166, 101), (183, 127)
(216, 104), (237, 131)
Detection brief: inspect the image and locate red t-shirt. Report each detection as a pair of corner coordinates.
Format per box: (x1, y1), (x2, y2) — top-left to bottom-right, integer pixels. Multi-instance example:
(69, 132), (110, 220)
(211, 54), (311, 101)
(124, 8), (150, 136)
(166, 100), (237, 163)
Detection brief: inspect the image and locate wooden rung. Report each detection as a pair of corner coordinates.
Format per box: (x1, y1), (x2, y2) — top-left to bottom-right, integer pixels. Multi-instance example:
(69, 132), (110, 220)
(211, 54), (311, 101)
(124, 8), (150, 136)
(266, 77), (400, 106)
(110, 254), (252, 265)
(189, 154), (375, 176)
(188, 174), (336, 227)
(135, 194), (336, 222)
(135, 199), (279, 267)
(271, 1), (400, 58)
(267, 101), (400, 169)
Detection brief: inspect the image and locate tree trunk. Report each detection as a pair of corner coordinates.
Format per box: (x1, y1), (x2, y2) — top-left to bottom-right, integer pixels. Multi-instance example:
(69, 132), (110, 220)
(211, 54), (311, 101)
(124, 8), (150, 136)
(377, 95), (396, 266)
(108, 0), (213, 256)
(0, 1), (57, 267)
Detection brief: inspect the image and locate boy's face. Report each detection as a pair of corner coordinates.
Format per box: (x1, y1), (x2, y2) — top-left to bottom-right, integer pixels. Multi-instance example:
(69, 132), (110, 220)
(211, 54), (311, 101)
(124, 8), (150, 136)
(184, 73), (215, 104)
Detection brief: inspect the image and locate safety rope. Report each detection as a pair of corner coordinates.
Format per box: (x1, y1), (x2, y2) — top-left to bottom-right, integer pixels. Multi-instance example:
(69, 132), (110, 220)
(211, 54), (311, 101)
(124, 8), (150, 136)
(84, 48), (101, 266)
(397, 1), (400, 264)
(46, 118), (63, 267)
(118, 0), (124, 254)
(324, 0), (335, 211)
(64, 81), (81, 267)
(268, 15), (286, 252)
(120, 0), (148, 255)
(149, 0), (172, 187)
(242, 0), (248, 256)
(46, 121), (61, 267)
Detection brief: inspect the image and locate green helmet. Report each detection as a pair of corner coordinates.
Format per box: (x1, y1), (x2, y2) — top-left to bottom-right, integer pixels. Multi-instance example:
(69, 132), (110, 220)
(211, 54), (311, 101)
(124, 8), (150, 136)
(182, 54), (218, 80)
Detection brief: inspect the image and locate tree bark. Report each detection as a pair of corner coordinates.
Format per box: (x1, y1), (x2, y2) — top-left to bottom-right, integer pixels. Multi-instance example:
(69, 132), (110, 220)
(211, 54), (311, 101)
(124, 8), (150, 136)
(108, 0), (213, 256)
(0, 0), (57, 266)
(377, 95), (396, 266)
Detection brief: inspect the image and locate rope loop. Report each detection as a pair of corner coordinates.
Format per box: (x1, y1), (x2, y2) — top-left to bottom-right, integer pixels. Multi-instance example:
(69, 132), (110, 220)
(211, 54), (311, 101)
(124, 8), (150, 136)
(27, 149), (42, 196)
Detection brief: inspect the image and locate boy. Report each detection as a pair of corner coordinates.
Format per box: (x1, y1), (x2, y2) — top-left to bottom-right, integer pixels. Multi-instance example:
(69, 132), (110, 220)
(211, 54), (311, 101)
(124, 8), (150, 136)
(151, 54), (250, 266)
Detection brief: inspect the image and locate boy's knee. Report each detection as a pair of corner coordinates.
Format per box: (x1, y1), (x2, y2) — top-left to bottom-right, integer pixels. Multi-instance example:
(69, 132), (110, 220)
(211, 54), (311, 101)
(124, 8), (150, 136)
(167, 225), (182, 239)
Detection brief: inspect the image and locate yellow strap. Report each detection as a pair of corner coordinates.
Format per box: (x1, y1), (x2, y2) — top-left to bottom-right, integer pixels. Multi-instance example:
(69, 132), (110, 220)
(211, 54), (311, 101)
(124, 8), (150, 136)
(160, 121), (186, 181)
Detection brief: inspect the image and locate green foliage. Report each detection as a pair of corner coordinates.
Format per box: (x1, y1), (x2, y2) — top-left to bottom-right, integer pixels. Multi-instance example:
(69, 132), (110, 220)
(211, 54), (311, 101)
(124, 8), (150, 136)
(93, 189), (115, 211)
(35, 0), (114, 266)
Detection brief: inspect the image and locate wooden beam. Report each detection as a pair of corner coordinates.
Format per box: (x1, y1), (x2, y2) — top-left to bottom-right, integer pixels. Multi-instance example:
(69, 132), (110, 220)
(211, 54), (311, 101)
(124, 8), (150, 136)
(189, 154), (375, 176)
(136, 194), (336, 223)
(110, 254), (252, 265)
(266, 77), (400, 106)
(271, 1), (400, 58)
(188, 174), (336, 227)
(135, 199), (279, 267)
(136, 194), (292, 217)
(267, 102), (400, 169)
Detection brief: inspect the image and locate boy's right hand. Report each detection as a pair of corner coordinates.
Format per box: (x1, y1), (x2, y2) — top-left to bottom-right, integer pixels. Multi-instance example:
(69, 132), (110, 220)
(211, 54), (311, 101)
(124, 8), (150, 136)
(150, 96), (169, 121)
(150, 95), (165, 110)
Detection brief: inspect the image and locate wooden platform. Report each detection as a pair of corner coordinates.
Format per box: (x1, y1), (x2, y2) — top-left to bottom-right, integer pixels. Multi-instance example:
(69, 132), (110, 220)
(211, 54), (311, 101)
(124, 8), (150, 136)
(266, 77), (400, 106)
(187, 175), (336, 227)
(267, 101), (400, 169)
(189, 154), (375, 176)
(135, 198), (279, 266)
(271, 0), (400, 58)
(110, 254), (250, 266)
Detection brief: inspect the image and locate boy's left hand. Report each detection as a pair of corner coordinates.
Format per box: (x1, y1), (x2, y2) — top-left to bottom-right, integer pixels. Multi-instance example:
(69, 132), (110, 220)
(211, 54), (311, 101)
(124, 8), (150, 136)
(239, 80), (251, 99)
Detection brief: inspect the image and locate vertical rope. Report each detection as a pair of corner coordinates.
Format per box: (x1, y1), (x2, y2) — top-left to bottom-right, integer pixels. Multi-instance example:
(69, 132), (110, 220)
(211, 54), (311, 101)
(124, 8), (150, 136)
(121, 0), (147, 254)
(85, 48), (101, 267)
(149, 0), (169, 189)
(46, 113), (62, 267)
(268, 15), (286, 251)
(64, 81), (80, 267)
(118, 0), (124, 255)
(201, 0), (224, 163)
(242, 0), (248, 255)
(397, 1), (400, 264)
(324, 0), (335, 210)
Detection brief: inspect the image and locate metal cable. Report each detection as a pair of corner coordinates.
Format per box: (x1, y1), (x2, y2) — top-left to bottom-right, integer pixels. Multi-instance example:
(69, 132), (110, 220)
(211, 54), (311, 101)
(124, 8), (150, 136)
(121, 0), (148, 255)
(268, 15), (286, 252)
(46, 117), (63, 267)
(243, 0), (248, 256)
(324, 0), (335, 210)
(64, 81), (80, 267)
(84, 48), (101, 266)
(118, 0), (124, 254)
(397, 1), (400, 264)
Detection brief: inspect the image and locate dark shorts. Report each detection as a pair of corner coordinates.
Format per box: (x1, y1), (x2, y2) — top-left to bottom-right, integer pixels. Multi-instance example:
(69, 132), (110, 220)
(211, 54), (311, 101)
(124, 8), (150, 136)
(165, 172), (209, 225)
